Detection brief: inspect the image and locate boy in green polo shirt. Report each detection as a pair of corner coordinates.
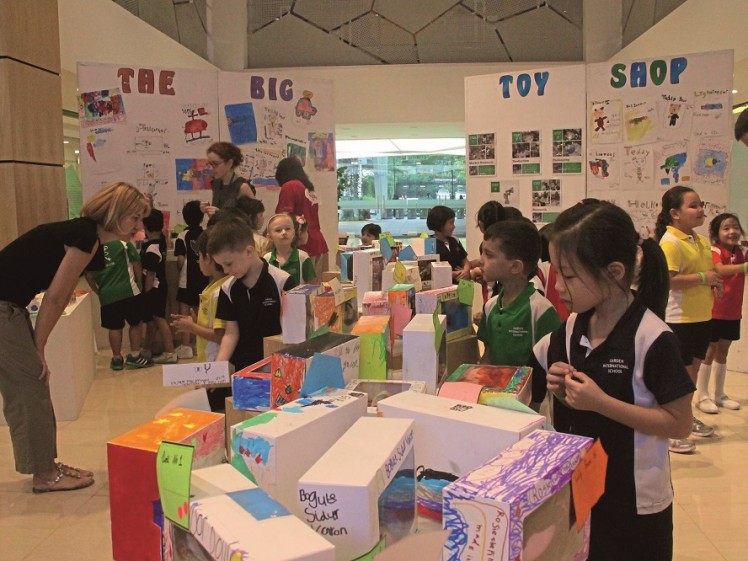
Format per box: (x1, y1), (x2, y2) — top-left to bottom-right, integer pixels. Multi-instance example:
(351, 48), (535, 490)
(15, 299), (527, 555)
(477, 219), (560, 378)
(263, 213), (316, 288)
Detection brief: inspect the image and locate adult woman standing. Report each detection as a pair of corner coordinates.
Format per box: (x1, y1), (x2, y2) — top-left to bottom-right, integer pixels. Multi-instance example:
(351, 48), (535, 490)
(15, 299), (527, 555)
(201, 141), (255, 216)
(275, 156), (329, 279)
(0, 181), (150, 492)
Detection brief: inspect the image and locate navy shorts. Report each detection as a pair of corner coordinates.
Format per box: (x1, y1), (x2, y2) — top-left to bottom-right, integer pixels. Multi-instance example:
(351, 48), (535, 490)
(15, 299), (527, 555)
(710, 319), (741, 342)
(100, 295), (145, 330)
(143, 285), (168, 320)
(668, 321), (711, 364)
(176, 287), (200, 308)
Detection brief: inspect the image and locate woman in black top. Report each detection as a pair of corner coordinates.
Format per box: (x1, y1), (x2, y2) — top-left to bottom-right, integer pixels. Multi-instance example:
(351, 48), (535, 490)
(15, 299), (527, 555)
(200, 141), (255, 217)
(0, 181), (150, 492)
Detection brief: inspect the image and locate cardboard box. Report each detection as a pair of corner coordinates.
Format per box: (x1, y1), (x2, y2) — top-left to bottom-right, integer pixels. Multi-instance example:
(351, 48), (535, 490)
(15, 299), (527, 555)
(345, 379), (426, 416)
(187, 465), (335, 561)
(282, 284), (323, 344)
(312, 286), (358, 334)
(361, 290), (390, 316)
(351, 315), (390, 380)
(224, 396), (262, 454)
(353, 249), (384, 306)
(382, 262), (421, 292)
(264, 334), (289, 358)
(441, 364), (533, 406)
(230, 389), (367, 513)
(107, 408), (225, 561)
(377, 391), (545, 519)
(340, 251), (354, 283)
(443, 431), (593, 561)
(321, 271), (341, 282)
(234, 333), (360, 409)
(387, 284), (416, 342)
(298, 417), (416, 561)
(430, 261), (453, 290)
(402, 314), (447, 394)
(415, 286), (473, 341)
(445, 334), (479, 376)
(408, 237), (437, 256)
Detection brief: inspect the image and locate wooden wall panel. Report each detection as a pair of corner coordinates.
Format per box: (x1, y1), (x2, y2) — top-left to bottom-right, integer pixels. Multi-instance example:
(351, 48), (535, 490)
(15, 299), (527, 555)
(13, 163), (67, 236)
(0, 164), (19, 248)
(0, 0), (61, 73)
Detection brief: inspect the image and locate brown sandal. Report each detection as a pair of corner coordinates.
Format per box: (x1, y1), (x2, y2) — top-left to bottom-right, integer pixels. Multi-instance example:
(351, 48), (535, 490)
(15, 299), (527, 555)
(32, 465), (94, 494)
(56, 462), (94, 478)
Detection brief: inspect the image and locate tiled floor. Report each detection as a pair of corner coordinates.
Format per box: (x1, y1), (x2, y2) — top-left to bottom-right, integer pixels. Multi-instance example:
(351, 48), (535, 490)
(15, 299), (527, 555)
(1, 355), (747, 560)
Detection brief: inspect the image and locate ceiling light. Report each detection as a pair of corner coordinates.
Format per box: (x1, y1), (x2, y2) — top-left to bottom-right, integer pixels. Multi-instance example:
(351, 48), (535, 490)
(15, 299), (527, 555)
(63, 140), (69, 144)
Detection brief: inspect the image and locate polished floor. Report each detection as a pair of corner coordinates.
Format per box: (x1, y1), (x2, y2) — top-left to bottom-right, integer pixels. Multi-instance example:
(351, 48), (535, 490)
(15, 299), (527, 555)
(0, 355), (747, 560)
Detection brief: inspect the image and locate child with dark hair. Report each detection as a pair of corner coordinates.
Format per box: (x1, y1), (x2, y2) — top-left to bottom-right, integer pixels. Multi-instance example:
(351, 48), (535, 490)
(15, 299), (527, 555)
(171, 229), (229, 363)
(531, 201), (694, 561)
(360, 223), (382, 246)
(696, 213), (747, 413)
(477, 220), (560, 385)
(656, 186), (723, 452)
(735, 106), (748, 146)
(173, 201), (208, 359)
(427, 205), (469, 283)
(141, 209), (178, 364)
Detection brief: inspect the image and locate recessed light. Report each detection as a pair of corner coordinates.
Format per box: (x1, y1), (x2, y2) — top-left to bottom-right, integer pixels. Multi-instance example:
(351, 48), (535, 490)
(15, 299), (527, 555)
(63, 140), (69, 144)
(74, 150), (80, 154)
(733, 89), (738, 94)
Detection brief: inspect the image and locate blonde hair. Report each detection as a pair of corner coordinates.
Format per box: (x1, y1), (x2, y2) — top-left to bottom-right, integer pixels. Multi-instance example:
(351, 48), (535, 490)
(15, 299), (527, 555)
(80, 181), (150, 235)
(265, 212), (298, 252)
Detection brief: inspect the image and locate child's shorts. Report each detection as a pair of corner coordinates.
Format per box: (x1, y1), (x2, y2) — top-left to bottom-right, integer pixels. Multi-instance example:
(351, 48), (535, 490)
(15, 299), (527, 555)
(101, 295), (146, 330)
(668, 321), (711, 364)
(176, 287), (200, 308)
(710, 319), (741, 342)
(143, 285), (168, 320)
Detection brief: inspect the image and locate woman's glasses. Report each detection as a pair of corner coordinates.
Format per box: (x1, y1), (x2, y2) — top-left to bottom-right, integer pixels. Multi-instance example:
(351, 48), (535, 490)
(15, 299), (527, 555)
(206, 159), (224, 168)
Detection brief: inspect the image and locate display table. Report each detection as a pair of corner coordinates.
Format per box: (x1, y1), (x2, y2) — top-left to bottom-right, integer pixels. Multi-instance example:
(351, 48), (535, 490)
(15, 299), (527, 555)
(0, 292), (96, 424)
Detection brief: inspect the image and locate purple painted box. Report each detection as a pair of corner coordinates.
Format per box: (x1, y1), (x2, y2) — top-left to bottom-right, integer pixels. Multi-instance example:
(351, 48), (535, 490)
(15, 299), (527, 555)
(442, 430), (593, 561)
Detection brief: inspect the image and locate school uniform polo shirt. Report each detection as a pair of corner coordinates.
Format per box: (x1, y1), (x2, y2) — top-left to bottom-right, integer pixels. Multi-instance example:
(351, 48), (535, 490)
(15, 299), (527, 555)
(659, 225), (714, 323)
(477, 283), (560, 366)
(529, 299), (695, 515)
(215, 260), (294, 369)
(264, 248), (315, 289)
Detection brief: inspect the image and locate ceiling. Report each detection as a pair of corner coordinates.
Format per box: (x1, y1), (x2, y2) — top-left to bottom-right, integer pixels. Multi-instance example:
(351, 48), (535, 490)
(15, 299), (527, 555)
(113, 0), (686, 68)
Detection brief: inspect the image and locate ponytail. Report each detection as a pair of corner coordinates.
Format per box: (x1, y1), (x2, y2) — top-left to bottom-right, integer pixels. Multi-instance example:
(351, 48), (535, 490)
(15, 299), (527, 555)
(655, 185), (695, 240)
(636, 238), (670, 320)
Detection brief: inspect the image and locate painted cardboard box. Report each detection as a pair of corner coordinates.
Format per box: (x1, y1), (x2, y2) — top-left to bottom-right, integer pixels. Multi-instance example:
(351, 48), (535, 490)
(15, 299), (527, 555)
(282, 284), (323, 344)
(386, 283), (416, 342)
(345, 379), (427, 416)
(233, 333), (360, 409)
(298, 417), (416, 561)
(382, 262), (421, 292)
(353, 249), (384, 307)
(361, 290), (390, 316)
(107, 408), (225, 561)
(376, 391), (545, 521)
(442, 430), (593, 561)
(402, 314), (447, 394)
(312, 285), (358, 334)
(229, 389), (367, 513)
(415, 286), (473, 341)
(340, 251), (354, 282)
(224, 396), (262, 454)
(350, 315), (391, 380)
(441, 364), (533, 406)
(186, 465), (335, 561)
(408, 237), (437, 256)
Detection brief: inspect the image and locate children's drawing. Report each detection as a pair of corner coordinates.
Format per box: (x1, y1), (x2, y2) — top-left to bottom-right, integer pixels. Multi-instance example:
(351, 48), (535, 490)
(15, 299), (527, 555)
(531, 179), (561, 210)
(655, 141), (691, 188)
(588, 99), (621, 144)
(182, 106), (211, 144)
(552, 128), (583, 174)
(287, 143), (307, 165)
(247, 145), (283, 187)
(693, 138), (730, 186)
(623, 99), (658, 145)
(78, 89), (126, 128)
(224, 102), (258, 145)
(128, 135), (170, 155)
(587, 147), (620, 190)
(262, 107), (285, 143)
(692, 89), (731, 137)
(175, 158), (213, 191)
(137, 162), (170, 200)
(308, 132), (336, 172)
(295, 90), (318, 120)
(625, 199), (660, 237)
(657, 95), (693, 141)
(622, 146), (654, 188)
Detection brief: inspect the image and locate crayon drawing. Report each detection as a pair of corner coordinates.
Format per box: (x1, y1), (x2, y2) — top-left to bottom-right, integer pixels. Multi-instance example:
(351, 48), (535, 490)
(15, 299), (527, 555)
(588, 99), (621, 145)
(78, 89), (126, 128)
(623, 99), (658, 145)
(175, 158), (213, 191)
(622, 146), (653, 188)
(655, 141), (690, 188)
(308, 132), (336, 171)
(693, 139), (730, 186)
(587, 147), (620, 190)
(225, 102), (258, 145)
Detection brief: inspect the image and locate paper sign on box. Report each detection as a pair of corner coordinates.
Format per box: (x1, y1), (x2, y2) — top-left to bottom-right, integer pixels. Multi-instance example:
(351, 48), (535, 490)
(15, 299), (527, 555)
(162, 361), (231, 387)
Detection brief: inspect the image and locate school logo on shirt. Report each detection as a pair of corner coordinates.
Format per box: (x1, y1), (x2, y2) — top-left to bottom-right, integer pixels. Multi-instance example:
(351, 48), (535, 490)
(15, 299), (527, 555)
(509, 326), (529, 338)
(602, 358), (630, 375)
(262, 297), (278, 307)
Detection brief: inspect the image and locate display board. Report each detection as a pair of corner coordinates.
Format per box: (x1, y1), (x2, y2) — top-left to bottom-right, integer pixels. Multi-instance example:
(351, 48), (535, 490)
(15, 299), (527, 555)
(586, 50), (733, 234)
(77, 64), (336, 246)
(464, 65), (587, 257)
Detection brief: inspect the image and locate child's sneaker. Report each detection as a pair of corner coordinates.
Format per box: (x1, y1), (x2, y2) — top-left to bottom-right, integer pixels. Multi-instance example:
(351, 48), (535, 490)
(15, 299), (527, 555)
(668, 438), (695, 454)
(125, 353), (153, 368)
(110, 356), (124, 371)
(691, 417), (714, 437)
(153, 352), (178, 364)
(715, 395), (741, 410)
(175, 345), (194, 360)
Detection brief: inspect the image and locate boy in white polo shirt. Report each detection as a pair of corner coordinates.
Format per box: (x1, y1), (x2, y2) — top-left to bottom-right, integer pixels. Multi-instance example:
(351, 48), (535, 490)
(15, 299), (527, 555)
(477, 219), (560, 408)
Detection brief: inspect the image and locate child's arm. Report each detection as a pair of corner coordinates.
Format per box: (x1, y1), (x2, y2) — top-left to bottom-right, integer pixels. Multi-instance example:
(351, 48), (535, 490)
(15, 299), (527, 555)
(559, 367), (692, 439)
(133, 261), (143, 290)
(479, 347), (492, 364)
(84, 271), (98, 294)
(176, 255), (185, 272)
(144, 270), (156, 292)
(453, 256), (471, 280)
(215, 320), (239, 362)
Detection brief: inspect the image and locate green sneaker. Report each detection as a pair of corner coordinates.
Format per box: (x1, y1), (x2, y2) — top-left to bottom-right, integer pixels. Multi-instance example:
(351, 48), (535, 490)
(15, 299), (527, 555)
(110, 356), (124, 371)
(125, 353), (153, 368)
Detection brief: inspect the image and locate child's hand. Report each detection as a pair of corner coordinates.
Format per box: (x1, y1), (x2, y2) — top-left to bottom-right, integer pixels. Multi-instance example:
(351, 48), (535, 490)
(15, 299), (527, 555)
(170, 310), (196, 333)
(470, 267), (483, 282)
(547, 361), (573, 398)
(563, 370), (606, 412)
(453, 268), (471, 281)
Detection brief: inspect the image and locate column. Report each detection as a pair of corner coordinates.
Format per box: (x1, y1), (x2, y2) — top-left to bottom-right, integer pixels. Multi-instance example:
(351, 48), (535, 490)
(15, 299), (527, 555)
(0, 0), (66, 247)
